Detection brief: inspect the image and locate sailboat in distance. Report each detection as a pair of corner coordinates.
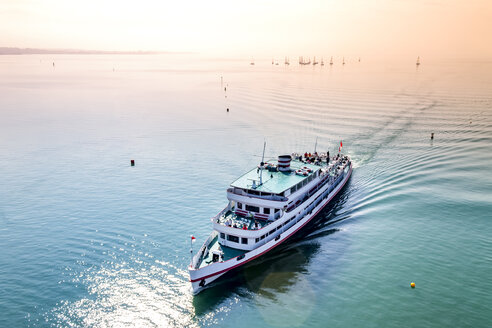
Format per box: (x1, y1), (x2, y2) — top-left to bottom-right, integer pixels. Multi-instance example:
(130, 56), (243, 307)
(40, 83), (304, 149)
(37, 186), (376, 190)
(342, 57), (345, 65)
(330, 56), (333, 65)
(416, 56), (421, 66)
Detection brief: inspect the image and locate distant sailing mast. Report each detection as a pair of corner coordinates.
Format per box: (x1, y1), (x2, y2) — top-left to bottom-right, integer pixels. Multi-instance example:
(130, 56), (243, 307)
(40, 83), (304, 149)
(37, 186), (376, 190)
(416, 56), (421, 66)
(250, 57), (255, 65)
(321, 58), (324, 66)
(285, 57), (290, 65)
(330, 56), (333, 65)
(342, 57), (345, 65)
(313, 56), (318, 65)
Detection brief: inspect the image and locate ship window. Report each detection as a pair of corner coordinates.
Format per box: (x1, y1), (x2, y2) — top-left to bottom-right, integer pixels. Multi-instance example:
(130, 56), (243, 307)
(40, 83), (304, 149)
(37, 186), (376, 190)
(255, 238), (259, 243)
(227, 235), (239, 243)
(237, 202), (243, 209)
(264, 208), (270, 214)
(270, 230), (274, 235)
(246, 205), (260, 213)
(241, 238), (248, 244)
(290, 186), (296, 193)
(260, 235), (265, 240)
(220, 233), (225, 239)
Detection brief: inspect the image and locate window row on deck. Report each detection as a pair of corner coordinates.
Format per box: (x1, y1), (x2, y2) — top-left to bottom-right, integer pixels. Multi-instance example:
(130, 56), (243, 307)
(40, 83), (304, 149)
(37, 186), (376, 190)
(236, 202), (280, 215)
(289, 171), (318, 194)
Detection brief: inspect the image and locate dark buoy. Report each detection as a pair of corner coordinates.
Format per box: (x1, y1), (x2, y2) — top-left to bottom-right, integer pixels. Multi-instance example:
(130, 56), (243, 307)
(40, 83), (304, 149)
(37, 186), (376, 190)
(431, 133), (434, 140)
(227, 108), (229, 112)
(131, 160), (135, 166)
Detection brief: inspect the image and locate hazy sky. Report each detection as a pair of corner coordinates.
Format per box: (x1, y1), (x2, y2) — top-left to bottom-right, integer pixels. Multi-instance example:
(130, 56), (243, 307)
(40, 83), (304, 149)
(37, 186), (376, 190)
(1, 0), (491, 59)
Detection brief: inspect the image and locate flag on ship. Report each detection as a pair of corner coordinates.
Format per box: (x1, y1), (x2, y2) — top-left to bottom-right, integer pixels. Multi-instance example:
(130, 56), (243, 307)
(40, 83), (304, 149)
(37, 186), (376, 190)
(339, 140), (343, 152)
(191, 235), (196, 243)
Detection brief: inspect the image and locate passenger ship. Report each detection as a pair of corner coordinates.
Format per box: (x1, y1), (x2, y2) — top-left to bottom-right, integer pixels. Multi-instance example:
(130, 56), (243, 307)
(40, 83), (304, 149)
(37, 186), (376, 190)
(189, 150), (352, 294)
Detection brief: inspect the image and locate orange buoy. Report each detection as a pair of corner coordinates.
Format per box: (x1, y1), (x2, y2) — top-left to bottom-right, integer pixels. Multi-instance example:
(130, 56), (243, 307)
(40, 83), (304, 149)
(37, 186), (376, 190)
(410, 282), (415, 288)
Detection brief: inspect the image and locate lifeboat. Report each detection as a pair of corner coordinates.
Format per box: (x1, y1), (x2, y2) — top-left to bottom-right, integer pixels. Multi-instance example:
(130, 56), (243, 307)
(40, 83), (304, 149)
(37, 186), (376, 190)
(295, 169), (308, 176)
(302, 166), (312, 173)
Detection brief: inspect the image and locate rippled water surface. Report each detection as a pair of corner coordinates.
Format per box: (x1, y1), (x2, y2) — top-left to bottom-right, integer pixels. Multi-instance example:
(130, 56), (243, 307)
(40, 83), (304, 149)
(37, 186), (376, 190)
(0, 55), (491, 327)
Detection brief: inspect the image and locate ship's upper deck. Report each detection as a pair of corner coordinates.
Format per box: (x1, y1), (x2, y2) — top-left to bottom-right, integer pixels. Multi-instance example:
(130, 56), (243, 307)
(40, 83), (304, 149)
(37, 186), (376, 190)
(230, 159), (321, 195)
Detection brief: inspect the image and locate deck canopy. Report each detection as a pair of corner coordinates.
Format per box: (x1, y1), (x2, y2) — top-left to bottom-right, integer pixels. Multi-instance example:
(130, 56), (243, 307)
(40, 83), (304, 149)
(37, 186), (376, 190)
(230, 159), (320, 195)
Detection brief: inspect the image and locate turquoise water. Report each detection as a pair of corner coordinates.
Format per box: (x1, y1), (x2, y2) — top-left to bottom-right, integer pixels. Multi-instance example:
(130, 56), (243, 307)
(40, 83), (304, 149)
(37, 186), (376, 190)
(0, 55), (491, 327)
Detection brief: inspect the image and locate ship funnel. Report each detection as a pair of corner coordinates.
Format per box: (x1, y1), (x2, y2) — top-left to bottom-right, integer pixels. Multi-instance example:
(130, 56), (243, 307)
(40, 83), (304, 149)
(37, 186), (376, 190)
(277, 155), (292, 172)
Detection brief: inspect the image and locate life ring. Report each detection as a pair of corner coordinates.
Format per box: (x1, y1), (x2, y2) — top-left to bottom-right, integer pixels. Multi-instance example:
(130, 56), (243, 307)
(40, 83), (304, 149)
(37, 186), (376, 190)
(295, 169), (304, 176)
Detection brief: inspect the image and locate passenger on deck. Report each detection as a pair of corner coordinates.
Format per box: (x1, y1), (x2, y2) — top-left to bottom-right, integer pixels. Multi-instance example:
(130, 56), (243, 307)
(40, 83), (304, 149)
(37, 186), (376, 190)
(242, 224), (247, 230)
(226, 218), (232, 227)
(254, 220), (259, 229)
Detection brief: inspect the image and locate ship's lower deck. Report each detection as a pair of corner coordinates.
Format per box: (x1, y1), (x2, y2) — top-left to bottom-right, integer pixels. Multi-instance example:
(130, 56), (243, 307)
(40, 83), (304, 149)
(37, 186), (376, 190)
(198, 235), (246, 269)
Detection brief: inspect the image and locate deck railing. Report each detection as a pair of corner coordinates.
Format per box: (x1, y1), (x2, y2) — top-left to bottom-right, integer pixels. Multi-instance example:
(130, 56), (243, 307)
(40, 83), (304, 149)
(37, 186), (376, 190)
(191, 230), (218, 269)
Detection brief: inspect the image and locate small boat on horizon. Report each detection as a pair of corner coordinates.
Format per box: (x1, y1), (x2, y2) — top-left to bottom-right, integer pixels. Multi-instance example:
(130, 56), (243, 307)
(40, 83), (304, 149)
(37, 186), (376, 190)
(416, 56), (421, 66)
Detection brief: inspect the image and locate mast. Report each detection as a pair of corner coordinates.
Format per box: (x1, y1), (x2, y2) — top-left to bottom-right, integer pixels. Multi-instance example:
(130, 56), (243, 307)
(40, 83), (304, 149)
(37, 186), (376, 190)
(259, 140), (266, 185)
(314, 137), (318, 153)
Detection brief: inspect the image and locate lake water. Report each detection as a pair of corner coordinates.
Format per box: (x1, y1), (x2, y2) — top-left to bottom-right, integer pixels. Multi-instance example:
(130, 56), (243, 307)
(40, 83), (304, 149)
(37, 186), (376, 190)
(0, 54), (491, 327)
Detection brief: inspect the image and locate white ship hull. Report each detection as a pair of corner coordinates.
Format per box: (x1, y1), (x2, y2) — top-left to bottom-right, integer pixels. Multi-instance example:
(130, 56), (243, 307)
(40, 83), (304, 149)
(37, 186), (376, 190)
(189, 163), (352, 294)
